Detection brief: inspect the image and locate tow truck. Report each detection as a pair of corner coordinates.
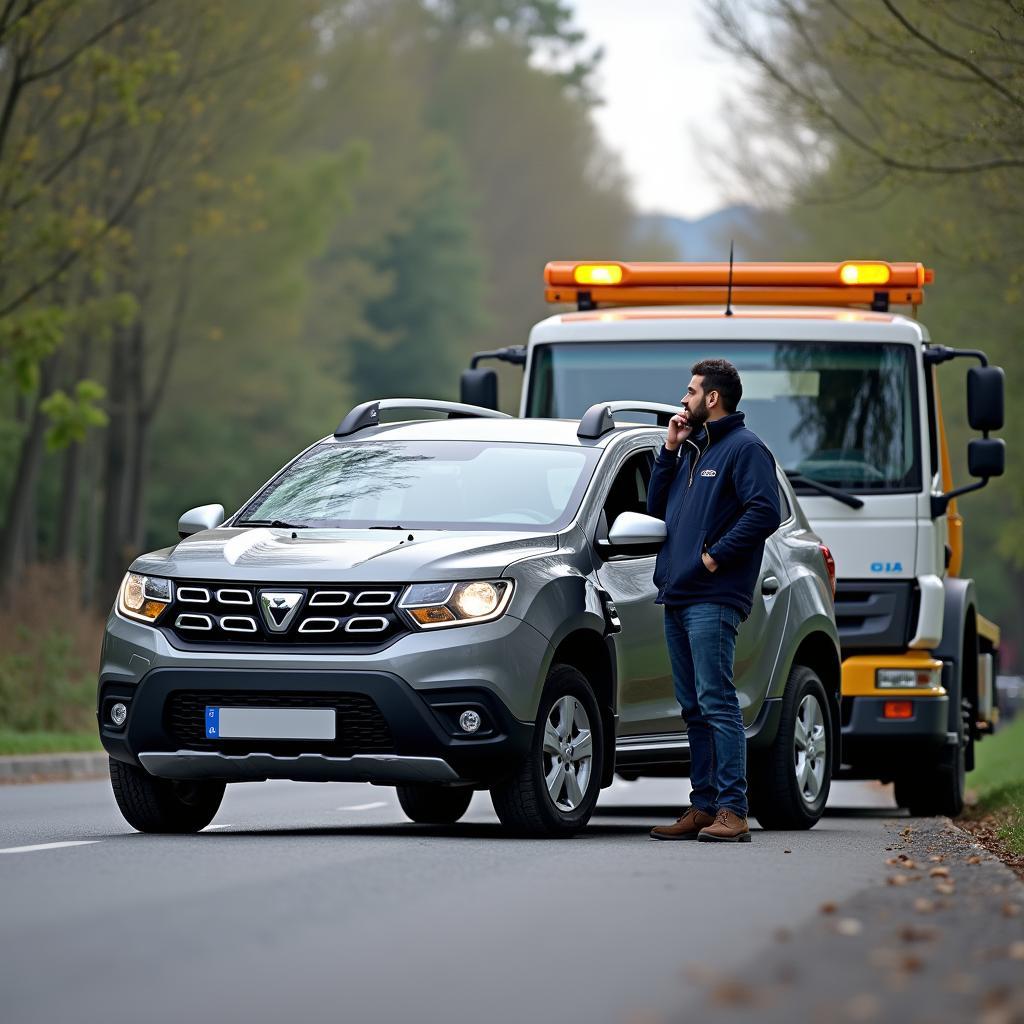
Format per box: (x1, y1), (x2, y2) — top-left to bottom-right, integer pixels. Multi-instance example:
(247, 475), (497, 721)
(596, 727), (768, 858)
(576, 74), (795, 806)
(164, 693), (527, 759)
(460, 260), (1005, 816)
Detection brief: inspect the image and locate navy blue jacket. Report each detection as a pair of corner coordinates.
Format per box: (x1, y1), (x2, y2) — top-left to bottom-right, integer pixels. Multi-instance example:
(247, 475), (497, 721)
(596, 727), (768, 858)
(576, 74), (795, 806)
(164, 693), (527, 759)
(647, 411), (781, 618)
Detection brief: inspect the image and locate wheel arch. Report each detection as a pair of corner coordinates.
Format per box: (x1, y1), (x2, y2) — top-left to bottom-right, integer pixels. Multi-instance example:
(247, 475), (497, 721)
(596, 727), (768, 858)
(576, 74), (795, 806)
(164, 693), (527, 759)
(935, 577), (978, 742)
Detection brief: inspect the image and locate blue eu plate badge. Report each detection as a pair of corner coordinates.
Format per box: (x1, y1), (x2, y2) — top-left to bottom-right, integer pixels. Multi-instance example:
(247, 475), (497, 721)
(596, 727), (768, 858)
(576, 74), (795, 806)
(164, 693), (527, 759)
(206, 707), (220, 738)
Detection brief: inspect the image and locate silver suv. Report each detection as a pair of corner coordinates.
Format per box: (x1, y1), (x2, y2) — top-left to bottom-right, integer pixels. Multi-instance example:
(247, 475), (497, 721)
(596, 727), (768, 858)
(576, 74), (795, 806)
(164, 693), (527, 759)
(99, 399), (840, 837)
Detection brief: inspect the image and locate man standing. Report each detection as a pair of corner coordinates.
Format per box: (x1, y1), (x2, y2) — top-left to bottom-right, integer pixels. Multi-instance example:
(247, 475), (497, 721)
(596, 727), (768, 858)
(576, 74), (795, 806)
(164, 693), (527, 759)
(647, 359), (781, 843)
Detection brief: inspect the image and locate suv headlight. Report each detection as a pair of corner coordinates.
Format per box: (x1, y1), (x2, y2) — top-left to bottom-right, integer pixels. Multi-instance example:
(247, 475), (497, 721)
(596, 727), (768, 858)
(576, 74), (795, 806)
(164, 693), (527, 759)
(118, 573), (173, 623)
(399, 580), (513, 629)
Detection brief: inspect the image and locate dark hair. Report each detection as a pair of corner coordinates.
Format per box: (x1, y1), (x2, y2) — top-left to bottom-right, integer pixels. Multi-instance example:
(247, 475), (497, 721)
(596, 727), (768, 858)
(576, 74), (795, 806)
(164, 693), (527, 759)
(691, 358), (742, 413)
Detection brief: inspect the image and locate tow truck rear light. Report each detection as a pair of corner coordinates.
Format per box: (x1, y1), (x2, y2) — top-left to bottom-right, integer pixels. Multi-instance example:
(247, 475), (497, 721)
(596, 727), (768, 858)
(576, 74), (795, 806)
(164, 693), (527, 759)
(883, 701), (914, 719)
(819, 544), (836, 600)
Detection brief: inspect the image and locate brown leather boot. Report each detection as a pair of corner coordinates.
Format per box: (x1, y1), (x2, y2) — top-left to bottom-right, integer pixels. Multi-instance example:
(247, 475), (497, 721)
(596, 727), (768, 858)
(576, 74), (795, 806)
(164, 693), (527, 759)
(649, 807), (715, 841)
(697, 808), (751, 842)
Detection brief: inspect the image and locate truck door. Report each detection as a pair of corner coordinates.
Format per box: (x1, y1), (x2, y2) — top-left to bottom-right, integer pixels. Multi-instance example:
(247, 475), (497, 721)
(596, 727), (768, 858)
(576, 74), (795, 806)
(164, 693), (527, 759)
(592, 449), (677, 736)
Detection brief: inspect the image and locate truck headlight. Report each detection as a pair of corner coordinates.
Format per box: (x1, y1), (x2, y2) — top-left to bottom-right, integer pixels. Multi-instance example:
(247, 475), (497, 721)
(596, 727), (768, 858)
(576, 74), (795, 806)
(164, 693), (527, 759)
(118, 573), (173, 623)
(399, 580), (513, 629)
(876, 667), (942, 689)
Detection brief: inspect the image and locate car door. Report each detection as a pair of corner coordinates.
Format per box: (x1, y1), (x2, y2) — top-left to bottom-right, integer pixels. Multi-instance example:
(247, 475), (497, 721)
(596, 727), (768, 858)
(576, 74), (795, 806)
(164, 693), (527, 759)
(731, 478), (795, 725)
(592, 447), (677, 737)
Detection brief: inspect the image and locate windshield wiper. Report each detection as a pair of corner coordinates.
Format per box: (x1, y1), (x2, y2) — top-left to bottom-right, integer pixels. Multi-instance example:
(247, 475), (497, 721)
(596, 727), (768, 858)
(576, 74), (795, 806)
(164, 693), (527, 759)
(235, 519), (309, 529)
(784, 471), (864, 510)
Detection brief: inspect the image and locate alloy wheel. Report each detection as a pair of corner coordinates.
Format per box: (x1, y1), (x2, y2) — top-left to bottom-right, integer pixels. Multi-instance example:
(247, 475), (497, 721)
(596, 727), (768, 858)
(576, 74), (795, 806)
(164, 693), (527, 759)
(542, 695), (594, 811)
(793, 693), (827, 805)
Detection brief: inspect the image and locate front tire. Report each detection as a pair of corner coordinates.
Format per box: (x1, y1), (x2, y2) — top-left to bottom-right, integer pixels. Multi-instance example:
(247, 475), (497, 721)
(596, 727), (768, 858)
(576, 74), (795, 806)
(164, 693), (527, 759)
(109, 757), (225, 834)
(490, 663), (604, 837)
(749, 665), (832, 830)
(396, 784), (473, 824)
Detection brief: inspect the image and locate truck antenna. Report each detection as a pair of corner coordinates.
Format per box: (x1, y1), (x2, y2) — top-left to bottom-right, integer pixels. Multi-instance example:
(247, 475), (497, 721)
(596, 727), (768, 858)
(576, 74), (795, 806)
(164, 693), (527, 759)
(725, 240), (735, 317)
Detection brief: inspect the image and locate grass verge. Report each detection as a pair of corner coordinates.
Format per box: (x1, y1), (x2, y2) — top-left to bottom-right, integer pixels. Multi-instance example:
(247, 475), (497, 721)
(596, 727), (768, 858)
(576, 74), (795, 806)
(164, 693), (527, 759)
(960, 714), (1024, 877)
(0, 730), (102, 756)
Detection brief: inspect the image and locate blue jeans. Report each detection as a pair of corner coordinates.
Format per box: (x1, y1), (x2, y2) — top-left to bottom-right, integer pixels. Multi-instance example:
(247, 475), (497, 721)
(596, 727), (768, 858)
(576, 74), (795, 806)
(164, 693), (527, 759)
(664, 603), (747, 817)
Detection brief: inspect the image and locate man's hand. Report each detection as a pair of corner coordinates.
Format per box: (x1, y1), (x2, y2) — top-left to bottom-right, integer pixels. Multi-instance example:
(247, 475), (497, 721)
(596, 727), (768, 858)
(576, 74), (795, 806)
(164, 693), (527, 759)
(665, 412), (692, 452)
(702, 551), (718, 573)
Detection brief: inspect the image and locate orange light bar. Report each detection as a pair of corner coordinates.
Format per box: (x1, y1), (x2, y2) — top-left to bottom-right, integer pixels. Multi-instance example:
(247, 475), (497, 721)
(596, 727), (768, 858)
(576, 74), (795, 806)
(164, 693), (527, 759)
(883, 701), (914, 720)
(544, 260), (933, 311)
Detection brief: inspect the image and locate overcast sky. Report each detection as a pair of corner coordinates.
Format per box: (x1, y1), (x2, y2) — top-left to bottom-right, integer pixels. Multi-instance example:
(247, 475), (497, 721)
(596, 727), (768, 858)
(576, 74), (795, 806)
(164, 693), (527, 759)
(570, 1), (737, 220)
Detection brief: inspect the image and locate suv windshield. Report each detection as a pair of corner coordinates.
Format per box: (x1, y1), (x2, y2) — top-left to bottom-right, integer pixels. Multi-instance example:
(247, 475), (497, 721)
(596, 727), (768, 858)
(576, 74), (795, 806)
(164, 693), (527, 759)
(528, 341), (920, 492)
(236, 440), (600, 532)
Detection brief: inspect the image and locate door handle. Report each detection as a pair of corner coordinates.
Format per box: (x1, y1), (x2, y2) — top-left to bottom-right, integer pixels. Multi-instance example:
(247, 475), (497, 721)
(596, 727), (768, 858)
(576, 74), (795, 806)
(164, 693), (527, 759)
(761, 575), (780, 595)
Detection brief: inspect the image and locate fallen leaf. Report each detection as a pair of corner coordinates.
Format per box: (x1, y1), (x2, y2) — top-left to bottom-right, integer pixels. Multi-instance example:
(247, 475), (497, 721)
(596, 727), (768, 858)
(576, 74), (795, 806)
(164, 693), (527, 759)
(934, 882), (956, 896)
(887, 875), (910, 887)
(820, 901), (838, 914)
(928, 854), (944, 863)
(784, 849), (792, 854)
(1009, 941), (1024, 961)
(913, 898), (935, 914)
(899, 954), (924, 972)
(898, 924), (938, 943)
(835, 918), (863, 937)
(1002, 903), (1021, 919)
(966, 855), (982, 865)
(709, 979), (758, 1007)
(929, 866), (950, 878)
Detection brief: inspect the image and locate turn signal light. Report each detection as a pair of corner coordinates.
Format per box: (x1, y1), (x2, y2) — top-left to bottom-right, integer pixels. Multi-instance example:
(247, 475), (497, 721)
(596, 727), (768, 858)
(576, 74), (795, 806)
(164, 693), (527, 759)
(839, 262), (891, 286)
(573, 264), (623, 286)
(883, 701), (914, 719)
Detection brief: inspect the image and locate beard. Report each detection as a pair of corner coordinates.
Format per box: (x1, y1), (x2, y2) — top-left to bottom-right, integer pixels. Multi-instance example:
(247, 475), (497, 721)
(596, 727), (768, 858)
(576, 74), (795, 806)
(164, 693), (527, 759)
(686, 395), (710, 428)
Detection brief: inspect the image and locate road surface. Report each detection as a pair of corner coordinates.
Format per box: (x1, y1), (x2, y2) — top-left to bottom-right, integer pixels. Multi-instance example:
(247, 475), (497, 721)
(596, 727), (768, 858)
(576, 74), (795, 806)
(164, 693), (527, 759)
(1, 776), (908, 1024)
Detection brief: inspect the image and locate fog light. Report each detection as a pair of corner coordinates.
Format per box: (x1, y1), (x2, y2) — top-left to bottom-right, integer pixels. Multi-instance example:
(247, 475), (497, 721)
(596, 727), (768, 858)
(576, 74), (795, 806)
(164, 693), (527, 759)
(459, 710), (481, 733)
(110, 702), (128, 727)
(883, 701), (914, 720)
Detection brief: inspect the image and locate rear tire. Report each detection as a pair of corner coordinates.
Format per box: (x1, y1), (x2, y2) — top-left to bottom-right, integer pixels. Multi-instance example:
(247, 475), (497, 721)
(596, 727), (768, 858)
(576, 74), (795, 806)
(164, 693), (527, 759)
(749, 665), (832, 830)
(109, 757), (225, 834)
(893, 704), (967, 817)
(396, 784), (473, 824)
(490, 663), (603, 837)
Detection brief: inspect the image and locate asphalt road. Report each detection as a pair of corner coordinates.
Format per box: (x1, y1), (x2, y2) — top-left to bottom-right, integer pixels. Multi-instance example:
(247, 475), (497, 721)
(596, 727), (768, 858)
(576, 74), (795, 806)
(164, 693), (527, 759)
(1, 776), (908, 1024)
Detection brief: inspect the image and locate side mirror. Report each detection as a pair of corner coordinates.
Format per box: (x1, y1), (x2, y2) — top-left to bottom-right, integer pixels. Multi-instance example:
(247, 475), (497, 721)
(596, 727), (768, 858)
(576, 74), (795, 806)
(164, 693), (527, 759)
(178, 503), (225, 539)
(460, 368), (498, 410)
(607, 511), (667, 547)
(967, 366), (1004, 432)
(968, 438), (1005, 479)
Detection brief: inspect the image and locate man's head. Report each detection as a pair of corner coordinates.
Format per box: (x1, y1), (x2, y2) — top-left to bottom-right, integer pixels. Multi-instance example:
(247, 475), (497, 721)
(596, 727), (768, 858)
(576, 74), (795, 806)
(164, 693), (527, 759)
(682, 358), (742, 427)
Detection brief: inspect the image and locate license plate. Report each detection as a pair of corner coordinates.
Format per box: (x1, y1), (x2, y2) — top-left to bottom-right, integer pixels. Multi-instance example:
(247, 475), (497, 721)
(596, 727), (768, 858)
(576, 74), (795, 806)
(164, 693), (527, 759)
(205, 707), (336, 741)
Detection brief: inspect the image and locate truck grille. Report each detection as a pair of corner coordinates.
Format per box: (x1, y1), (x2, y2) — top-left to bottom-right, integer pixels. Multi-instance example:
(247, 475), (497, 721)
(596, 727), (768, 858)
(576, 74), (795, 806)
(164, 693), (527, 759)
(159, 581), (409, 649)
(834, 580), (918, 653)
(165, 690), (395, 754)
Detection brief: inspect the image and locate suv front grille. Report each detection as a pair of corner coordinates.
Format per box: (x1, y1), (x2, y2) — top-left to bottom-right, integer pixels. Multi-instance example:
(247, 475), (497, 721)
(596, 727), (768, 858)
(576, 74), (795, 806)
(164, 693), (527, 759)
(165, 690), (395, 754)
(160, 581), (410, 648)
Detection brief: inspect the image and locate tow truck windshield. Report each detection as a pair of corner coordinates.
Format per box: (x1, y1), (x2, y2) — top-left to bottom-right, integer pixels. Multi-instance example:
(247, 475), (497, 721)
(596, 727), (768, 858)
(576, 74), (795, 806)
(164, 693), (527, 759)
(528, 341), (921, 493)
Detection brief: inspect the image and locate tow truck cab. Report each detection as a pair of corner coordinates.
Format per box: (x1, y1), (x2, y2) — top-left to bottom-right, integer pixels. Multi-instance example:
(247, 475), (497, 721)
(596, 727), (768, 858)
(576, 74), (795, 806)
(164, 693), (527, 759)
(461, 260), (1006, 817)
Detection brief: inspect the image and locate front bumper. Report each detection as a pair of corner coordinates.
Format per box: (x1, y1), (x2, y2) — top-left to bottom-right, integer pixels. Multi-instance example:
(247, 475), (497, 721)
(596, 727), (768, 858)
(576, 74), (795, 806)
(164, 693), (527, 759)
(98, 609), (547, 785)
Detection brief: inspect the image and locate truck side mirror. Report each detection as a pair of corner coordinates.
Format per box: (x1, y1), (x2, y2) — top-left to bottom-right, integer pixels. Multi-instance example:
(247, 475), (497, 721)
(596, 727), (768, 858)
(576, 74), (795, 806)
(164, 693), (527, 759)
(178, 503), (225, 539)
(967, 366), (1004, 432)
(460, 368), (498, 410)
(968, 438), (1005, 479)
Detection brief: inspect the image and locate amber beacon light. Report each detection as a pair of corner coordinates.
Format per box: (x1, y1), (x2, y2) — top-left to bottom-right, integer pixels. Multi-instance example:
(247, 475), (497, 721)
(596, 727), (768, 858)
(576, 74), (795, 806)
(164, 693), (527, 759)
(544, 260), (934, 312)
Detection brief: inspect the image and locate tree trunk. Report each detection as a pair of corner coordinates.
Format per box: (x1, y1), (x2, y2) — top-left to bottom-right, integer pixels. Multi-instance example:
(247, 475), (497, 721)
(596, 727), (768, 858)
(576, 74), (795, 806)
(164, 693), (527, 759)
(126, 318), (148, 551)
(0, 358), (57, 594)
(99, 324), (134, 602)
(55, 334), (94, 563)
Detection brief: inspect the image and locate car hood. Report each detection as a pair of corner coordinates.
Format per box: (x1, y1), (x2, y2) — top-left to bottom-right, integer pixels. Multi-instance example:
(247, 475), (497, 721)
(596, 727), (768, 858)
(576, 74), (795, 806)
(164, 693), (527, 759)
(130, 527), (559, 584)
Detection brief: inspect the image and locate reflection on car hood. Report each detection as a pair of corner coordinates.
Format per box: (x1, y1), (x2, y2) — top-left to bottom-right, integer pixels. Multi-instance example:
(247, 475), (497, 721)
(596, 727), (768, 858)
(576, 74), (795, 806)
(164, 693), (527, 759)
(130, 527), (558, 583)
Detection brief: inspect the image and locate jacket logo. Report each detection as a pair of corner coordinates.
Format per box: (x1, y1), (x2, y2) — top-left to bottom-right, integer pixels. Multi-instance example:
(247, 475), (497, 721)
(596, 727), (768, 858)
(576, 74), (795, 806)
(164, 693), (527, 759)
(700, 469), (717, 477)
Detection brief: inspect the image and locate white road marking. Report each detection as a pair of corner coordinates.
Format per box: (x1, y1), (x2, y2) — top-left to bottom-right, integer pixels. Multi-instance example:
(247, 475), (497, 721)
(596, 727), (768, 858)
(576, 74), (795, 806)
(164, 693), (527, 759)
(203, 823), (236, 831)
(336, 802), (388, 811)
(0, 840), (101, 855)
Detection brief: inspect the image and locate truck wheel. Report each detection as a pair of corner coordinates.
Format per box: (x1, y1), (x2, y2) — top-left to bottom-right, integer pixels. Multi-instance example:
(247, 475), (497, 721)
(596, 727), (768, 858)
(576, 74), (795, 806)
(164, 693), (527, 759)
(893, 705), (967, 818)
(396, 784), (473, 824)
(749, 665), (832, 830)
(109, 757), (225, 834)
(490, 663), (604, 837)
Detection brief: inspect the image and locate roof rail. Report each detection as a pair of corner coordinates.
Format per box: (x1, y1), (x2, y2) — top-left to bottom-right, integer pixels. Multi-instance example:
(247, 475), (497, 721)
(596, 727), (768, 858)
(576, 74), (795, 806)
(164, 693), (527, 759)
(334, 398), (511, 438)
(577, 401), (680, 440)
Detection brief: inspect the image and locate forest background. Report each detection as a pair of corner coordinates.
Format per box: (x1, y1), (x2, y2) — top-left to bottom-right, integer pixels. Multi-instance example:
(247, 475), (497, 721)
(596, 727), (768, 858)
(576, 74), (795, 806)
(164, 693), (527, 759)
(0, 0), (1020, 742)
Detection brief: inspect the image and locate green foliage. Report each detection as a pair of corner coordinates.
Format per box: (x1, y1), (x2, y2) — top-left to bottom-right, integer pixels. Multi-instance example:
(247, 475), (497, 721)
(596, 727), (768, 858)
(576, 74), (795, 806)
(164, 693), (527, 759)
(0, 730), (102, 755)
(966, 715), (1024, 852)
(40, 380), (107, 450)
